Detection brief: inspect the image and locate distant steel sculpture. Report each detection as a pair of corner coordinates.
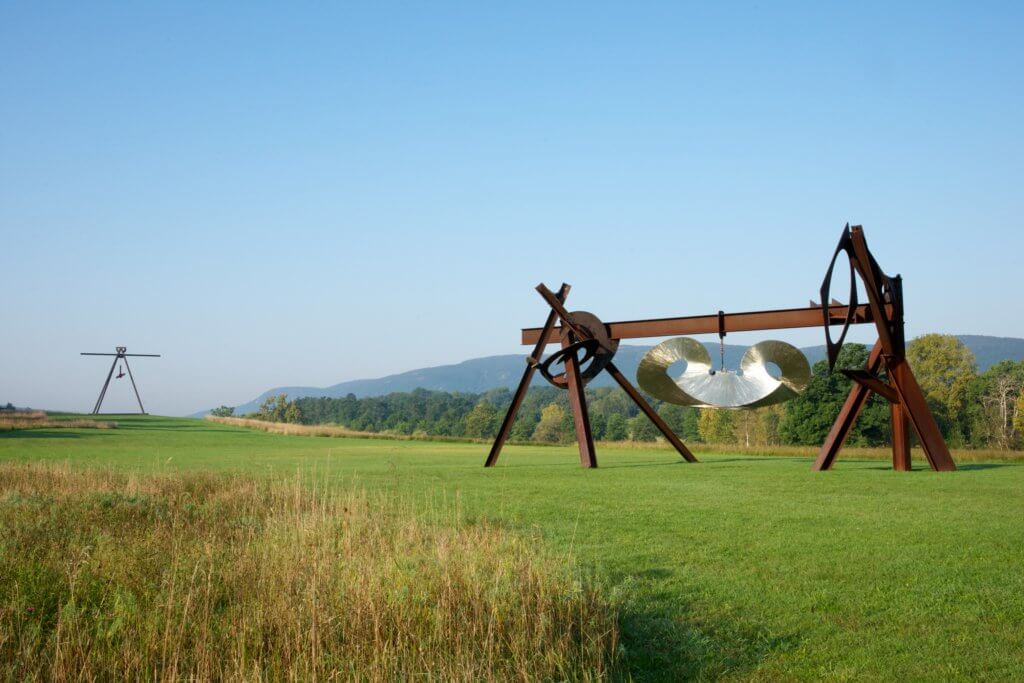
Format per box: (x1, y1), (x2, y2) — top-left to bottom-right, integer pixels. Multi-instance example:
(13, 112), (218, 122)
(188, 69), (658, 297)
(485, 225), (955, 472)
(636, 338), (810, 408)
(80, 346), (161, 414)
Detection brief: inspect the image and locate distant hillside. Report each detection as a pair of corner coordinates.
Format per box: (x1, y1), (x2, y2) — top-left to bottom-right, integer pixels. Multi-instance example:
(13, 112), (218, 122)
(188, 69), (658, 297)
(196, 335), (1024, 417)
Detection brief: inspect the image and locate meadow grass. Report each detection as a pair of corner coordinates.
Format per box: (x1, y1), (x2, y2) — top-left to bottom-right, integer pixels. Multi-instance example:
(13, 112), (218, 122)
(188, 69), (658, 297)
(205, 415), (1024, 463)
(2, 415), (1023, 680)
(0, 462), (620, 681)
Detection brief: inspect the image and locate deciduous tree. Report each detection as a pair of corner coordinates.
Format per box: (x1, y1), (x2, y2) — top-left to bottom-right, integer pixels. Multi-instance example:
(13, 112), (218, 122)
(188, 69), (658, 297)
(284, 402), (302, 424)
(698, 409), (736, 444)
(533, 404), (566, 443)
(906, 334), (977, 442)
(968, 361), (1024, 448)
(464, 401), (499, 439)
(628, 414), (659, 442)
(604, 413), (628, 441)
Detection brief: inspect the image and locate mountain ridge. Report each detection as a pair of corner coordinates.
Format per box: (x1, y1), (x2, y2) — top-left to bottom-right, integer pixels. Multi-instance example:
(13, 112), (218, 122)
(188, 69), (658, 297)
(195, 335), (1024, 417)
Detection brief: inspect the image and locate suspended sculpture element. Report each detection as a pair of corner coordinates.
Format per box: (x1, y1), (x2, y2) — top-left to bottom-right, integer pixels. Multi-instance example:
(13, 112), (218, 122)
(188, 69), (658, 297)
(537, 311), (619, 388)
(637, 338), (810, 408)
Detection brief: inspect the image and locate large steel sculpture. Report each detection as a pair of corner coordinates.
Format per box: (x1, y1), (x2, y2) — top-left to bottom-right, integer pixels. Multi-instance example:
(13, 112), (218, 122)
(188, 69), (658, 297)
(81, 346), (161, 414)
(485, 225), (956, 472)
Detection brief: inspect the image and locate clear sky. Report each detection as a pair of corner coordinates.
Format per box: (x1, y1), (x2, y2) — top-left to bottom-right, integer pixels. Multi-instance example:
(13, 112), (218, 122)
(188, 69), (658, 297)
(2, 3), (1022, 416)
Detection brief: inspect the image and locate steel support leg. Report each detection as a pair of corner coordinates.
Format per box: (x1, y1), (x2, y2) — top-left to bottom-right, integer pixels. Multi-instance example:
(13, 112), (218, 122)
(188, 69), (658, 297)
(813, 341), (884, 470)
(561, 328), (597, 468)
(92, 356), (119, 414)
(891, 402), (912, 471)
(123, 357), (146, 414)
(888, 360), (956, 471)
(604, 362), (698, 462)
(485, 284), (570, 467)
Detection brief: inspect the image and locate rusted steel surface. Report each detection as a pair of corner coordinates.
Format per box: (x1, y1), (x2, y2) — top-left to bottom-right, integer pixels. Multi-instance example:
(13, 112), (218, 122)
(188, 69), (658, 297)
(813, 226), (954, 472)
(605, 361), (698, 463)
(849, 227), (898, 358)
(888, 359), (957, 471)
(842, 369), (899, 404)
(485, 284), (570, 467)
(522, 303), (877, 346)
(891, 402), (912, 471)
(561, 329), (598, 468)
(537, 311), (619, 388)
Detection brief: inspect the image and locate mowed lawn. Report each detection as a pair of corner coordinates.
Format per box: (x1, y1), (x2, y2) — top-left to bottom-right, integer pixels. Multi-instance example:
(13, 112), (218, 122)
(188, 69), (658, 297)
(2, 416), (1023, 681)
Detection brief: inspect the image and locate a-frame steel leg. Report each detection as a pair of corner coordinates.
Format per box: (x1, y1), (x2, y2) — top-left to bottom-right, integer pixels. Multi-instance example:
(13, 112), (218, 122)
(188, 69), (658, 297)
(604, 363), (698, 463)
(814, 339), (955, 472)
(92, 355), (120, 414)
(887, 360), (956, 471)
(561, 328), (597, 467)
(891, 402), (912, 471)
(835, 226), (954, 472)
(122, 357), (147, 414)
(485, 284), (570, 467)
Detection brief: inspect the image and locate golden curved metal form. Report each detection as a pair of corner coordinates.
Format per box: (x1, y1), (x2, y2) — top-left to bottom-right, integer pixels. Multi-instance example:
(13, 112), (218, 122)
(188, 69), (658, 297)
(636, 338), (811, 409)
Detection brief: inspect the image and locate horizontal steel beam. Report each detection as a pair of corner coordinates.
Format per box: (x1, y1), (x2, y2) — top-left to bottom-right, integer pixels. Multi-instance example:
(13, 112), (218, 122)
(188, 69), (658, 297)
(81, 353), (161, 357)
(522, 304), (876, 346)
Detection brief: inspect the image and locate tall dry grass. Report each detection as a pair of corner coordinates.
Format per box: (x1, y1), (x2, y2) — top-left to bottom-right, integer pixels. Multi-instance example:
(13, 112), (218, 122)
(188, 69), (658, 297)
(0, 412), (116, 432)
(0, 463), (621, 681)
(207, 415), (388, 440)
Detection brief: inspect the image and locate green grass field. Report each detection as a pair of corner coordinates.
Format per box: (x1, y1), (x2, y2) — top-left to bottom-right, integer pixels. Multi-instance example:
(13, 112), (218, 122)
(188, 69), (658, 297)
(2, 415), (1023, 681)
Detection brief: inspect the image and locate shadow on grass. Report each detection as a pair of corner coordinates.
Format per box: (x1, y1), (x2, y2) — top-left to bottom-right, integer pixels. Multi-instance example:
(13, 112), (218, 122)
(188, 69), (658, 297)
(0, 430), (92, 439)
(956, 462), (1020, 470)
(486, 457), (784, 471)
(583, 562), (803, 681)
(118, 426), (242, 433)
(481, 460), (687, 471)
(599, 460), (695, 470)
(862, 462), (1019, 471)
(614, 584), (800, 681)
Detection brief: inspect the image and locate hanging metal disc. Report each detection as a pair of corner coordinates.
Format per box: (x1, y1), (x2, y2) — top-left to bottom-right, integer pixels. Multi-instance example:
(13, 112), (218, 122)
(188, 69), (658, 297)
(636, 337), (811, 409)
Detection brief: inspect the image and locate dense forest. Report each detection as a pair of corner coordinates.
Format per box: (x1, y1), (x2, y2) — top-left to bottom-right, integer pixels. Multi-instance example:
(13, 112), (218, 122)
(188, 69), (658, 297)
(224, 336), (1024, 449)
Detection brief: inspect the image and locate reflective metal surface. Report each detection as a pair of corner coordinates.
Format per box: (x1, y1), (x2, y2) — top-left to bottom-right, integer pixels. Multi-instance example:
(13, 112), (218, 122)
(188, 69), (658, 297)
(636, 338), (811, 408)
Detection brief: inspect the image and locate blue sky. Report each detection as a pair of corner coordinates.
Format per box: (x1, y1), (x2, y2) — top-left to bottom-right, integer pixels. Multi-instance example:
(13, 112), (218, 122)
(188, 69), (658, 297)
(2, 3), (1022, 415)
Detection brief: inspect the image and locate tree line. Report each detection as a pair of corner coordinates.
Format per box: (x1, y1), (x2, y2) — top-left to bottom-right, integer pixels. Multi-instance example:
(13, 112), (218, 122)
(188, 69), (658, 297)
(233, 335), (1024, 450)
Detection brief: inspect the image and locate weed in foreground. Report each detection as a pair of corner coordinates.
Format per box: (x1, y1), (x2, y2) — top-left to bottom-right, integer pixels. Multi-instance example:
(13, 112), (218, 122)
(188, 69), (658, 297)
(0, 463), (621, 681)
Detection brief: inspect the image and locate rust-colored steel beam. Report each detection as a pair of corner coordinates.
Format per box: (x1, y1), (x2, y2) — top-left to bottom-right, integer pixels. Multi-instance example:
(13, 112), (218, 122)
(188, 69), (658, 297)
(813, 341), (885, 471)
(561, 328), (598, 468)
(891, 402), (912, 472)
(522, 303), (878, 346)
(887, 359), (957, 471)
(842, 369), (899, 404)
(485, 283), (570, 467)
(605, 361), (698, 462)
(848, 226), (898, 358)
